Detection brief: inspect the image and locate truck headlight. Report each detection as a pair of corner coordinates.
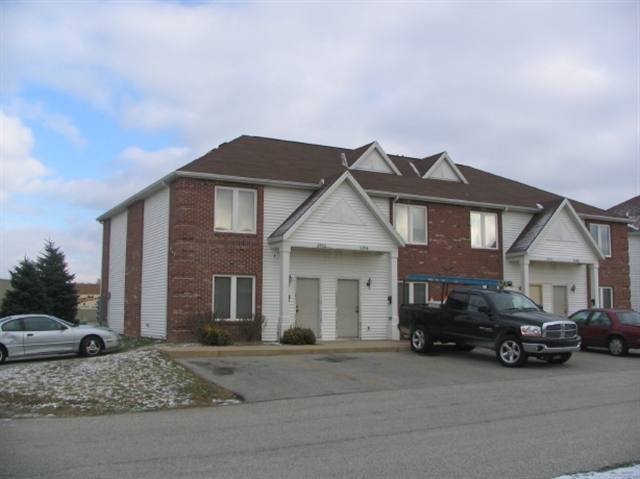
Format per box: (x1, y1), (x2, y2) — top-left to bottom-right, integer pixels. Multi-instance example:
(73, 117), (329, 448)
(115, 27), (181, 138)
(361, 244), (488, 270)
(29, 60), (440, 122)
(520, 325), (542, 337)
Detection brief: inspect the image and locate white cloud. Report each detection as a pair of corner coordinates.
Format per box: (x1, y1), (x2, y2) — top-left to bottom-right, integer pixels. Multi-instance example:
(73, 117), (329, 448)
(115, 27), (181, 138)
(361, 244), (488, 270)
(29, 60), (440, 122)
(0, 111), (51, 201)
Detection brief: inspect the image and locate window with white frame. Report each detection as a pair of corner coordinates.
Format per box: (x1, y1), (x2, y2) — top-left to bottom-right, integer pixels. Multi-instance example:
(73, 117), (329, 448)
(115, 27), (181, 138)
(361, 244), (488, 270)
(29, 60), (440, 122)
(599, 286), (613, 309)
(213, 276), (255, 319)
(214, 187), (257, 233)
(397, 282), (429, 314)
(394, 204), (427, 244)
(589, 223), (611, 257)
(470, 212), (498, 249)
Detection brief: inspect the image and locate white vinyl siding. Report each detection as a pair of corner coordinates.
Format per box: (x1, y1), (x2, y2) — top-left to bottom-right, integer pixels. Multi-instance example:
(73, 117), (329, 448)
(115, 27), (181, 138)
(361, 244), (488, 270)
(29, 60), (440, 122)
(532, 208), (600, 263)
(589, 223), (612, 257)
(262, 187), (311, 341)
(291, 182), (398, 252)
(214, 186), (256, 233)
(394, 204), (427, 244)
(371, 196), (391, 221)
(471, 211), (498, 249)
(140, 187), (169, 339)
(528, 262), (587, 316)
(502, 211), (533, 286)
(107, 211), (127, 334)
(289, 249), (390, 340)
(630, 234), (640, 311)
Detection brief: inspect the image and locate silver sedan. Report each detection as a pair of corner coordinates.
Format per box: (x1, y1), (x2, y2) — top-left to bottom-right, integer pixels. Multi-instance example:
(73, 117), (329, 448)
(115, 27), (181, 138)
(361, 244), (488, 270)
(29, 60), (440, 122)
(0, 314), (121, 363)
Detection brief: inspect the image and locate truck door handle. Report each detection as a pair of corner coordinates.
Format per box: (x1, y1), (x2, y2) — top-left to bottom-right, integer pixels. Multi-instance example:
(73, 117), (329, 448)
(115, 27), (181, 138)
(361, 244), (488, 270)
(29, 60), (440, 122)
(27, 333), (34, 337)
(296, 306), (299, 313)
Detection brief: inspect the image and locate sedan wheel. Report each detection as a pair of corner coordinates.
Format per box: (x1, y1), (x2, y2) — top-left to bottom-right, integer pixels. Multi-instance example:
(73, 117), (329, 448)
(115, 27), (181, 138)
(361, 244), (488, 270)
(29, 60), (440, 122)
(80, 336), (103, 357)
(0, 346), (6, 363)
(608, 337), (628, 357)
(497, 337), (528, 367)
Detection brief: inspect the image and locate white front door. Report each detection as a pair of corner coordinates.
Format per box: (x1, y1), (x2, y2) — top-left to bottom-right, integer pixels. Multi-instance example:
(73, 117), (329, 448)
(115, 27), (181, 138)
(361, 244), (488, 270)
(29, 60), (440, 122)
(336, 279), (359, 339)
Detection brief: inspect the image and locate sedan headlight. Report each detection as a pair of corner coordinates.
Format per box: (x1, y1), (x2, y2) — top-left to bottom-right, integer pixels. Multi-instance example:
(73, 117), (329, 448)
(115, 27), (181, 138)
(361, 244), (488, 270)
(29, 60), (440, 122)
(520, 325), (542, 337)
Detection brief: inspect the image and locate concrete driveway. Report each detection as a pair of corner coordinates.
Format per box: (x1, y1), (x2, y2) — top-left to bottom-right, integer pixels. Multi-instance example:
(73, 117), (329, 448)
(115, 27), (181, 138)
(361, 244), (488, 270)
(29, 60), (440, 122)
(179, 346), (640, 402)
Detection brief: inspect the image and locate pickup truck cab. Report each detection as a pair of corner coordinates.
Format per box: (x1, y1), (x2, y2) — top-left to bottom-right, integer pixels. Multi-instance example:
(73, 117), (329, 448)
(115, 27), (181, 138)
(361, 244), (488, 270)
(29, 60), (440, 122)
(399, 288), (581, 367)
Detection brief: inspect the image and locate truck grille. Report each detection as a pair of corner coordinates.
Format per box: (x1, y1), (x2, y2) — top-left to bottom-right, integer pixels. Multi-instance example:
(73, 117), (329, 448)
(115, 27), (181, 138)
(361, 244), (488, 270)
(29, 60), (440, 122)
(543, 321), (578, 339)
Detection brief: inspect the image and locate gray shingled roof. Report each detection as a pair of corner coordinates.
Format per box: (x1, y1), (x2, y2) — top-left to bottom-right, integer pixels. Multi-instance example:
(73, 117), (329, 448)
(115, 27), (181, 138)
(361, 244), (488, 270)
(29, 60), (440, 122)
(507, 199), (564, 255)
(608, 195), (640, 231)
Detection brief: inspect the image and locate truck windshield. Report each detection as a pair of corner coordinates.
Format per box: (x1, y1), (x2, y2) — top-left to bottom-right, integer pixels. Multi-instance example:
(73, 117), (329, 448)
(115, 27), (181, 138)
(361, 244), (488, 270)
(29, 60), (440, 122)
(488, 292), (540, 313)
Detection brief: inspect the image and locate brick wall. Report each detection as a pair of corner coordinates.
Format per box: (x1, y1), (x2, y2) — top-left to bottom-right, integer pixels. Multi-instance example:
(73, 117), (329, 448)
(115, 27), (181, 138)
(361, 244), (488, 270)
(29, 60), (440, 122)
(124, 200), (144, 337)
(100, 218), (111, 323)
(586, 221), (631, 309)
(167, 178), (264, 341)
(397, 202), (503, 299)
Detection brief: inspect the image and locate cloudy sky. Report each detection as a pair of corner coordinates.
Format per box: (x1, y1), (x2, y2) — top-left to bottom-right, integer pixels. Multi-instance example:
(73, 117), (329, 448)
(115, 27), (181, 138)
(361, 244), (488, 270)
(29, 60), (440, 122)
(1, 1), (638, 282)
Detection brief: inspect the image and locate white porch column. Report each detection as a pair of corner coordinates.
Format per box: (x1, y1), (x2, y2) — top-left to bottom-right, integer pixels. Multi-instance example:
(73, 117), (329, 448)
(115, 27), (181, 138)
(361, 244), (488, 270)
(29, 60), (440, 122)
(520, 256), (530, 297)
(278, 243), (291, 339)
(589, 263), (600, 308)
(389, 250), (399, 340)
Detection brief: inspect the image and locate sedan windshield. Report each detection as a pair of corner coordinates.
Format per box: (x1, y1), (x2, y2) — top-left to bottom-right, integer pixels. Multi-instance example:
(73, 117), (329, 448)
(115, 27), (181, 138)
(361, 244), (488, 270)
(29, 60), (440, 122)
(618, 311), (640, 326)
(488, 291), (541, 313)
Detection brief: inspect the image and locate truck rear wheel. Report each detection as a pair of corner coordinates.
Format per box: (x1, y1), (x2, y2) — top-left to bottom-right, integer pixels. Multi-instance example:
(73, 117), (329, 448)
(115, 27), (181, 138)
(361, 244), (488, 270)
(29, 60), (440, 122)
(496, 336), (528, 367)
(410, 326), (433, 354)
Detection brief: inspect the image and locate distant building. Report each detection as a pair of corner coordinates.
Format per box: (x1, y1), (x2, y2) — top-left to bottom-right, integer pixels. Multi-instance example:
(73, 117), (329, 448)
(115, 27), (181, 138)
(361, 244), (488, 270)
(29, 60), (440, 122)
(609, 196), (640, 311)
(75, 282), (100, 323)
(0, 278), (11, 310)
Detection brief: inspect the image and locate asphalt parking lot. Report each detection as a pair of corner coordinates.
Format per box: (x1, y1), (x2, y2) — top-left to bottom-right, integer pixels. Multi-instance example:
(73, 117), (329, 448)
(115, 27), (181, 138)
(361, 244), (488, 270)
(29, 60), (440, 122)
(179, 346), (640, 402)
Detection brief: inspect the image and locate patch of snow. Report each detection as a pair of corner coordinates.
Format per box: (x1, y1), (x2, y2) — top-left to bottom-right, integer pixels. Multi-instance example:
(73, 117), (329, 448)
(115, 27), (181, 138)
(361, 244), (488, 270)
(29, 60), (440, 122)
(555, 465), (640, 479)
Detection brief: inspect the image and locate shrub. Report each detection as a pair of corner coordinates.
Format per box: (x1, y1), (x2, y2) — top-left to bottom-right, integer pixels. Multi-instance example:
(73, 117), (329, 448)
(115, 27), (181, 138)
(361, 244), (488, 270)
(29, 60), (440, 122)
(281, 327), (316, 345)
(199, 324), (232, 346)
(237, 315), (265, 342)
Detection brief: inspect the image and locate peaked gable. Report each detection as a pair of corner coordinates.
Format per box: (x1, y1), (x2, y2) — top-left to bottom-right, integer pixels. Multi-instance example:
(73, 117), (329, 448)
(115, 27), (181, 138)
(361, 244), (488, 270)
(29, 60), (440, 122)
(507, 199), (604, 262)
(422, 152), (468, 184)
(269, 170), (404, 249)
(350, 142), (402, 175)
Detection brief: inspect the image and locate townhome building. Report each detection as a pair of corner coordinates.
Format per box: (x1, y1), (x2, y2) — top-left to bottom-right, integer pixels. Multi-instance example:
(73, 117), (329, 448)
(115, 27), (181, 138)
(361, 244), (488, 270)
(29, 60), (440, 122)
(98, 135), (631, 341)
(608, 196), (640, 311)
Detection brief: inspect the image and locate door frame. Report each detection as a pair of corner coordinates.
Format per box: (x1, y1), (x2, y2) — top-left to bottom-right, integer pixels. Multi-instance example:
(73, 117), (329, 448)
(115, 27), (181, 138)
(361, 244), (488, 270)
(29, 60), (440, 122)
(336, 277), (361, 339)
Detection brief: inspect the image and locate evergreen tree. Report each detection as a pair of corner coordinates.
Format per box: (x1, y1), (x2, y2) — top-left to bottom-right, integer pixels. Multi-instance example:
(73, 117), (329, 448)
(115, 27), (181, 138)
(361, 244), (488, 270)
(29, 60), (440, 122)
(36, 240), (79, 321)
(1, 257), (47, 316)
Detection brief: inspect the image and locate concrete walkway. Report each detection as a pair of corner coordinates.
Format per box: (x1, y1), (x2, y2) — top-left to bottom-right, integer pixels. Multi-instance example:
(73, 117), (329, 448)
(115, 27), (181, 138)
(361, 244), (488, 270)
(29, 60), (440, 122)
(161, 340), (410, 359)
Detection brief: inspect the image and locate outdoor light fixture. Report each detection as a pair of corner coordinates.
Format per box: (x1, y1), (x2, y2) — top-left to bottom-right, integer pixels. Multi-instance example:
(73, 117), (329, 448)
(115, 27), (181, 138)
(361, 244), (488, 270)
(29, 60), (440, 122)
(366, 278), (372, 288)
(571, 284), (576, 293)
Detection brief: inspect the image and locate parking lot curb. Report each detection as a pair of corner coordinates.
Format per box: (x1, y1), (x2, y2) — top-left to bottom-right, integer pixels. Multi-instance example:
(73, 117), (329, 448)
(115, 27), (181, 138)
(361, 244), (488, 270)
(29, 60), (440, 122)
(160, 340), (410, 359)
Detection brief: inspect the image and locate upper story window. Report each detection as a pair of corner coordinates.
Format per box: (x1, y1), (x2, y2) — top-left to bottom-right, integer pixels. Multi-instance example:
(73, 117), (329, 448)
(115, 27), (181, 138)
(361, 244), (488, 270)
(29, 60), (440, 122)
(214, 187), (256, 234)
(395, 204), (427, 244)
(589, 223), (611, 257)
(470, 212), (498, 249)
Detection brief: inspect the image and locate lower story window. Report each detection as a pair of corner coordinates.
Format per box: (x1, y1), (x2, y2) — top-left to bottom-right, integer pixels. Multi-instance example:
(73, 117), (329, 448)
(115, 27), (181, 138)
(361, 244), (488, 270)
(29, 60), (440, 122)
(397, 282), (429, 314)
(213, 276), (255, 319)
(599, 286), (613, 309)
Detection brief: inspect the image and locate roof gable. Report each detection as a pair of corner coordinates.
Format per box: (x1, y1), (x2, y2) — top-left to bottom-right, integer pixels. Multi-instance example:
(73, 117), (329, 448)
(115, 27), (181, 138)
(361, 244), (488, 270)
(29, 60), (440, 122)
(269, 170), (404, 247)
(507, 199), (604, 261)
(422, 152), (468, 184)
(350, 142), (402, 175)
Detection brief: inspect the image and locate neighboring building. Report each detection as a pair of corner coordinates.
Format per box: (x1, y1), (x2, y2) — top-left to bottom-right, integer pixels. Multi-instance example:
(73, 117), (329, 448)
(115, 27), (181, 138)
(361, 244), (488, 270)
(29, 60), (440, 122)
(75, 282), (101, 323)
(608, 196), (640, 311)
(98, 136), (631, 341)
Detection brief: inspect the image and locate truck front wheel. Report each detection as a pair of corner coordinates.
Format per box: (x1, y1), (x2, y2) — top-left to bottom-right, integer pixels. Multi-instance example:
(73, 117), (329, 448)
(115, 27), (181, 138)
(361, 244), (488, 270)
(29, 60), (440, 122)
(496, 337), (528, 367)
(411, 326), (433, 354)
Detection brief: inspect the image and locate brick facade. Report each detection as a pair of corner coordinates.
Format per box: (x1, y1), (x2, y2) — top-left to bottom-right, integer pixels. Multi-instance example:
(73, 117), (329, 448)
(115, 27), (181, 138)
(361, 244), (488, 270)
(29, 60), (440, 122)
(586, 221), (631, 309)
(124, 200), (144, 337)
(396, 202), (503, 299)
(100, 218), (111, 323)
(166, 178), (264, 341)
